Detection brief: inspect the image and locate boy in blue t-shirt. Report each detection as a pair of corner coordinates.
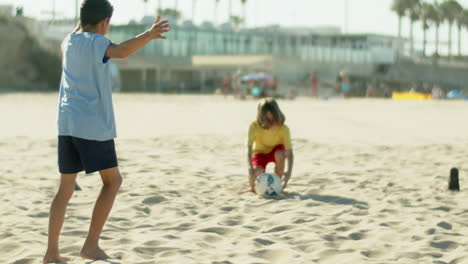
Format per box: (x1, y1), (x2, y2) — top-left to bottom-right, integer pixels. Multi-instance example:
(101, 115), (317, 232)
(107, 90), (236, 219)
(43, 0), (170, 263)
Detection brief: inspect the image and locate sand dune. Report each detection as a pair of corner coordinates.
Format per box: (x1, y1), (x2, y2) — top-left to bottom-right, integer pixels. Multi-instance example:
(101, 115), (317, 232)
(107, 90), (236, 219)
(1, 94), (467, 264)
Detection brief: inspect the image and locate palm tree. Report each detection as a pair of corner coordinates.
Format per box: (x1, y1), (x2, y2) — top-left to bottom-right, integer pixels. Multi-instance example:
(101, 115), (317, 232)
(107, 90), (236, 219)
(462, 9), (468, 56)
(391, 0), (406, 43)
(456, 8), (468, 57)
(192, 0), (197, 21)
(158, 8), (182, 21)
(229, 0), (233, 21)
(230, 15), (243, 31)
(391, 0), (407, 60)
(430, 1), (444, 56)
(215, 0), (220, 25)
(420, 2), (437, 56)
(440, 0), (463, 58)
(407, 0), (421, 56)
(241, 0), (248, 27)
(143, 0), (149, 16)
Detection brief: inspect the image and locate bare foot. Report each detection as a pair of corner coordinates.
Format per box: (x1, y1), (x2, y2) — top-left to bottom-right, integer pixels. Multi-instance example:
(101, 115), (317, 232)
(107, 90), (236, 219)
(80, 246), (110, 261)
(42, 254), (70, 264)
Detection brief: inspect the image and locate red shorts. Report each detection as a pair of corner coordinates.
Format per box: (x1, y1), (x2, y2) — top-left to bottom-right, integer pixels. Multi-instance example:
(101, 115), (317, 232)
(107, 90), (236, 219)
(252, 144), (285, 169)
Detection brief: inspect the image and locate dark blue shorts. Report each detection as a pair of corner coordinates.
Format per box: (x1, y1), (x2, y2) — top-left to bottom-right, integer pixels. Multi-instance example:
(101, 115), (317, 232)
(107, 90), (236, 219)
(58, 136), (118, 174)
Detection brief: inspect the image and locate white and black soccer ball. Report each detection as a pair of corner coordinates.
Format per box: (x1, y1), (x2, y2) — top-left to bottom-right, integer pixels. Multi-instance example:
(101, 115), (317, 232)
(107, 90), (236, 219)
(255, 173), (283, 197)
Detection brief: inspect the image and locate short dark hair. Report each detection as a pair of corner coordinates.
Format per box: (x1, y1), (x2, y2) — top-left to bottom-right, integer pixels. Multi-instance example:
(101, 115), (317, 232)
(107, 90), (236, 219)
(80, 0), (114, 26)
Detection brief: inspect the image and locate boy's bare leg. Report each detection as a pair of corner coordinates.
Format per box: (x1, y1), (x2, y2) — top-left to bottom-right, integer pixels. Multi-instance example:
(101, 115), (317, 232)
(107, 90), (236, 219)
(274, 150), (286, 178)
(43, 173), (78, 264)
(80, 167), (122, 260)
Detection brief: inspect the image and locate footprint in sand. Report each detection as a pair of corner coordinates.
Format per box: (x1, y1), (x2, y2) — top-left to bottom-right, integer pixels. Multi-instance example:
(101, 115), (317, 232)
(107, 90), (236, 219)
(203, 234), (223, 243)
(321, 234), (348, 242)
(118, 237), (133, 245)
(199, 214), (213, 219)
(430, 240), (459, 250)
(197, 227), (232, 235)
(254, 238), (275, 246)
(361, 250), (383, 258)
(425, 252), (443, 258)
(142, 196), (167, 205)
(27, 212), (48, 218)
(437, 221), (453, 230)
(335, 226), (351, 232)
(133, 246), (179, 257)
(249, 249), (289, 262)
(263, 225), (293, 233)
(218, 215), (244, 226)
(61, 230), (88, 236)
(449, 255), (468, 264)
(348, 231), (366, 240)
(220, 206), (237, 212)
(143, 240), (164, 247)
(398, 252), (423, 259)
(432, 206), (452, 212)
(10, 258), (36, 264)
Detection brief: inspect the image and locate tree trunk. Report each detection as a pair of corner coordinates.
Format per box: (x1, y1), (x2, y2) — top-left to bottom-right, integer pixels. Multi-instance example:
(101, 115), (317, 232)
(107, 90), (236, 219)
(75, 0), (79, 22)
(229, 0), (233, 21)
(192, 0), (197, 21)
(243, 4), (247, 28)
(398, 16), (402, 40)
(448, 22), (453, 59)
(458, 24), (462, 57)
(143, 0), (148, 16)
(397, 15), (402, 61)
(423, 20), (427, 57)
(215, 2), (218, 25)
(436, 24), (440, 56)
(410, 20), (414, 56)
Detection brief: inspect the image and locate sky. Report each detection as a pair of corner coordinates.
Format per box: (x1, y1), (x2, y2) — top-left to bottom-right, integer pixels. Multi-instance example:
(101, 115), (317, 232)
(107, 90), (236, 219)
(2, 0), (468, 55)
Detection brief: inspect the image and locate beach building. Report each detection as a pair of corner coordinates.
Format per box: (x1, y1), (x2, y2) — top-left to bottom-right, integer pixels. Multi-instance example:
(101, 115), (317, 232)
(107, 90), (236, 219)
(108, 21), (405, 92)
(29, 17), (468, 94)
(0, 5), (14, 17)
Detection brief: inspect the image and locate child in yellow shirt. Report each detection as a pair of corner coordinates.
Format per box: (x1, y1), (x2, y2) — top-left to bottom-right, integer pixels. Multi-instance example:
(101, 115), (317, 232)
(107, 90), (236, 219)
(246, 98), (294, 193)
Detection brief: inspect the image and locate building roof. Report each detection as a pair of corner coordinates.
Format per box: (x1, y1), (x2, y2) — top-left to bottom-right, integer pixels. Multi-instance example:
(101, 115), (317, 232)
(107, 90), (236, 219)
(192, 55), (273, 69)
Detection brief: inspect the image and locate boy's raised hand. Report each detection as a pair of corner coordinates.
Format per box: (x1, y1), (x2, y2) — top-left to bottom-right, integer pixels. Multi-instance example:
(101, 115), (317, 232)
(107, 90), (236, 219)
(148, 16), (170, 40)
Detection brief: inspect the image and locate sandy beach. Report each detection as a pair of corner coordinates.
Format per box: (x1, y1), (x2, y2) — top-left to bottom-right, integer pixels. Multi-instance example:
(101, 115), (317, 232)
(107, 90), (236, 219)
(1, 93), (467, 264)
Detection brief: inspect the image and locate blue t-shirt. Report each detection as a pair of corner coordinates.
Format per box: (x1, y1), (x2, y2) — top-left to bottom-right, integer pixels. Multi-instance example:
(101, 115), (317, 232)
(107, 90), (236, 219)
(57, 32), (116, 141)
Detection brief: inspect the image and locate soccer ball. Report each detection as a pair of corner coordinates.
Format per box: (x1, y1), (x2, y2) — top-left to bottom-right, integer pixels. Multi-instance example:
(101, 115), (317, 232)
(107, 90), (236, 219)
(255, 173), (283, 197)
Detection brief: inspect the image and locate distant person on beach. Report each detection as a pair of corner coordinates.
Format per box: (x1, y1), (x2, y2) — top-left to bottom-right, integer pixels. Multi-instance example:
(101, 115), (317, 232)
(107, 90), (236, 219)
(42, 0), (169, 263)
(245, 98), (294, 193)
(222, 73), (231, 97)
(232, 71), (241, 98)
(339, 71), (350, 96)
(311, 72), (319, 97)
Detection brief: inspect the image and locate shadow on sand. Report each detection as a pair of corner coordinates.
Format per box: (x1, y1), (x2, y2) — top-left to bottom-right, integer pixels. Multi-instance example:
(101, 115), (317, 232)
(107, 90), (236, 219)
(85, 260), (121, 264)
(282, 192), (369, 207)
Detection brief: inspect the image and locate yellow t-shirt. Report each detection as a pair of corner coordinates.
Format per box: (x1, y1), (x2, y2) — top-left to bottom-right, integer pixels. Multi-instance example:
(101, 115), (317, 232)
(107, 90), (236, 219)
(247, 121), (292, 154)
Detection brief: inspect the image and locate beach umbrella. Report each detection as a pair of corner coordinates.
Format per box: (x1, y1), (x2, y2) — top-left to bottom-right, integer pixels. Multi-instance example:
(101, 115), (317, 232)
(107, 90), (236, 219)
(241, 73), (273, 82)
(241, 74), (268, 82)
(446, 90), (463, 99)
